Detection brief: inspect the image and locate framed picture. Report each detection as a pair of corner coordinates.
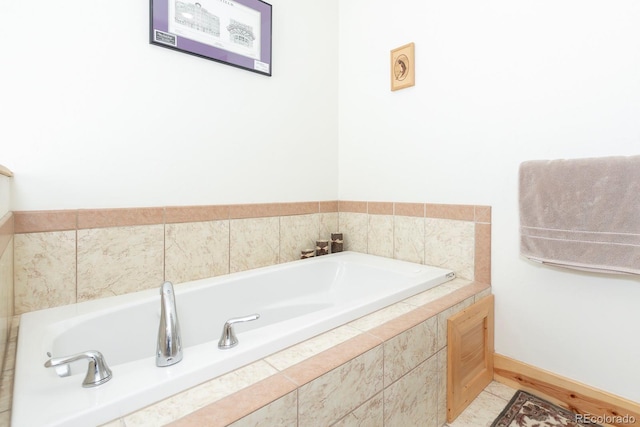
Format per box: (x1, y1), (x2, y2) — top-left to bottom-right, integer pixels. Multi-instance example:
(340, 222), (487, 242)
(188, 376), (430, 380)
(390, 42), (415, 91)
(150, 0), (272, 76)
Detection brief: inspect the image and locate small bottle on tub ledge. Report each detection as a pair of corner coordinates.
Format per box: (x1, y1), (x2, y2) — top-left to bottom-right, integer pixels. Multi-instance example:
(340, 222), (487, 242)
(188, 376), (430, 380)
(301, 249), (315, 259)
(331, 233), (343, 253)
(315, 240), (329, 256)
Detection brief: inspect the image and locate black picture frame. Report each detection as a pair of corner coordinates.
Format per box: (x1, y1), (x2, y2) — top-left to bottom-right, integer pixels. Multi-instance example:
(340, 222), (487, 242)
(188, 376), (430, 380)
(150, 0), (272, 76)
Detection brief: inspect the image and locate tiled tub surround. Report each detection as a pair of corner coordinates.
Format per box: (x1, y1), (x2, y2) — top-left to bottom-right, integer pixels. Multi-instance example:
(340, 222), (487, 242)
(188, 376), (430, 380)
(339, 202), (491, 284)
(12, 202), (341, 314)
(8, 200), (490, 425)
(12, 201), (490, 315)
(99, 279), (490, 427)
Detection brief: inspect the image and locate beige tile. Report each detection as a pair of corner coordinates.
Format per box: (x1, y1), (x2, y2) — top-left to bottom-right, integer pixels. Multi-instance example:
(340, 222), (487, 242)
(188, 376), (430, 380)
(437, 347), (448, 426)
(394, 215), (424, 264)
(298, 345), (383, 427)
(319, 212), (339, 242)
(279, 214), (319, 263)
(348, 302), (416, 332)
(229, 217), (280, 273)
(446, 390), (509, 427)
(77, 225), (164, 301)
(333, 392), (384, 427)
(265, 325), (361, 371)
(165, 220), (229, 283)
(425, 218), (475, 280)
(0, 411), (10, 427)
(229, 391), (297, 427)
(124, 361), (278, 427)
(367, 305), (438, 343)
(8, 316), (19, 342)
(169, 373), (297, 427)
(420, 283), (489, 318)
(367, 214), (393, 258)
(0, 242), (13, 375)
(384, 354), (439, 427)
(383, 315), (438, 386)
(339, 212), (368, 253)
(484, 381), (517, 401)
(14, 231), (76, 313)
(3, 318), (18, 375)
(0, 214), (13, 255)
(0, 365), (13, 413)
(284, 334), (382, 387)
(403, 278), (472, 307)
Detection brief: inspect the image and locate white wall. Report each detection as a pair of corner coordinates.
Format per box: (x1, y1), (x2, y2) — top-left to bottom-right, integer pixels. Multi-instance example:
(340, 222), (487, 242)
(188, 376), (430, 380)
(339, 0), (640, 401)
(0, 0), (339, 210)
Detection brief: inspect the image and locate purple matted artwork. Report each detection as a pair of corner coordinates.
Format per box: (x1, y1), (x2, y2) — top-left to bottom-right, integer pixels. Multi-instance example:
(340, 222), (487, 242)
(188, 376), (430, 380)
(150, 0), (272, 76)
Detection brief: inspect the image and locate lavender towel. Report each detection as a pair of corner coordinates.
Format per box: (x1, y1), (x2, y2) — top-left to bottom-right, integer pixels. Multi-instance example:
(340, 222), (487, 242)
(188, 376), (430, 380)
(519, 155), (640, 275)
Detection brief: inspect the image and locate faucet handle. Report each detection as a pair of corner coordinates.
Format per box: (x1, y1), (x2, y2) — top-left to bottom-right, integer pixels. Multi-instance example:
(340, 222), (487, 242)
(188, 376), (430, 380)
(45, 350), (112, 387)
(46, 352), (71, 377)
(218, 314), (260, 349)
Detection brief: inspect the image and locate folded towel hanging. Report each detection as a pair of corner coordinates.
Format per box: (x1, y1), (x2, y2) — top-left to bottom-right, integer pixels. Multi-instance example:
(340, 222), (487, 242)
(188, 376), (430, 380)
(519, 155), (640, 275)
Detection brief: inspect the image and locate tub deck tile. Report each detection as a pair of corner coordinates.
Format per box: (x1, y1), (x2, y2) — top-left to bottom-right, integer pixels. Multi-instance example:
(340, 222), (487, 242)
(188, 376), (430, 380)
(121, 361), (278, 427)
(264, 324), (362, 371)
(168, 373), (297, 427)
(282, 333), (383, 388)
(297, 345), (384, 427)
(347, 301), (416, 332)
(383, 315), (439, 386)
(403, 278), (472, 307)
(332, 391), (384, 427)
(228, 391), (297, 427)
(383, 354), (439, 427)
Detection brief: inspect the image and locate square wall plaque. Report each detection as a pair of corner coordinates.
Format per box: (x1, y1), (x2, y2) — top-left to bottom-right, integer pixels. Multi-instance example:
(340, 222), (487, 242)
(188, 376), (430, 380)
(390, 42), (415, 91)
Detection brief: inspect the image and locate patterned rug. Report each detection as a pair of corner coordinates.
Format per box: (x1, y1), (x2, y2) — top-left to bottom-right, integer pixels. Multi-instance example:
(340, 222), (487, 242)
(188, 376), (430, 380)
(491, 390), (603, 427)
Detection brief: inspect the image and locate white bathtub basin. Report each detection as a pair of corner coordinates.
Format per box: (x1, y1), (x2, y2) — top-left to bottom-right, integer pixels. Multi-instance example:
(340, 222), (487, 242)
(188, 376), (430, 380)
(12, 252), (455, 427)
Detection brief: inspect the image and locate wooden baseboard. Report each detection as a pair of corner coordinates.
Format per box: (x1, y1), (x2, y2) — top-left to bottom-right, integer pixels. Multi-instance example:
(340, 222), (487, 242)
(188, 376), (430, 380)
(493, 353), (640, 427)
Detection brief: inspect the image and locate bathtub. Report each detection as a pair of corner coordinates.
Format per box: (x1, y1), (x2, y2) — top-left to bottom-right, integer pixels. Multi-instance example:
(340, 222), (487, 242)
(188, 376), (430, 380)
(12, 251), (455, 427)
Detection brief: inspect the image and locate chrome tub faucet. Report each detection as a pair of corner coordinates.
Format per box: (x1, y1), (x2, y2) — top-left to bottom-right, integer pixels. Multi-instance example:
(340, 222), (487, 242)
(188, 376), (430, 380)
(156, 281), (183, 367)
(44, 350), (112, 387)
(218, 314), (260, 349)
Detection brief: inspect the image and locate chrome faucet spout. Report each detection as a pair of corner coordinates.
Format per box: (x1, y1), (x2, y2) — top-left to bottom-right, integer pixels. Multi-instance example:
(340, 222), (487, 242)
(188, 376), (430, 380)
(156, 281), (183, 367)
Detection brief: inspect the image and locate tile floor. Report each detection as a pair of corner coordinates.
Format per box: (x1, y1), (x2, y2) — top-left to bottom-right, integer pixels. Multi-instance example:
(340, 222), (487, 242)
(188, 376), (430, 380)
(446, 381), (518, 427)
